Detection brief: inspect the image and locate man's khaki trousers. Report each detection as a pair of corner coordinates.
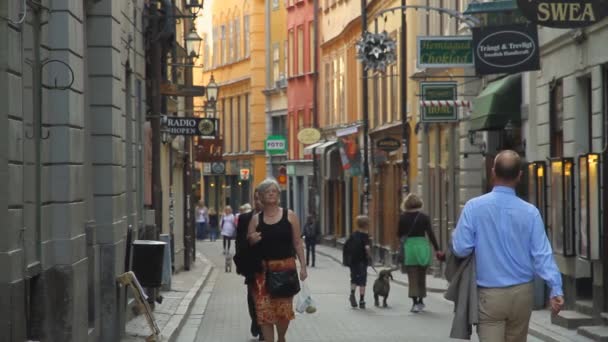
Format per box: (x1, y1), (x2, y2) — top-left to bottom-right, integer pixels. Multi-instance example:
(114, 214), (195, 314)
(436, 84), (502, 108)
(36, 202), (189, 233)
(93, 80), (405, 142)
(477, 282), (534, 342)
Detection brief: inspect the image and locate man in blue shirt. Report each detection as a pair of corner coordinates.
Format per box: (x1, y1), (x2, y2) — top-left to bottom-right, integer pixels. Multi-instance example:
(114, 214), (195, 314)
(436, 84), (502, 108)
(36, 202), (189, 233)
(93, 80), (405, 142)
(453, 150), (564, 341)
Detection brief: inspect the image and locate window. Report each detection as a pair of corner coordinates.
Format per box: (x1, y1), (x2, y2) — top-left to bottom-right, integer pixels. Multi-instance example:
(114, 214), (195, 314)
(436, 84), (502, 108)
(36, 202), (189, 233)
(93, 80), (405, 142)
(297, 26), (304, 75)
(235, 19), (240, 60)
(381, 67), (387, 124)
(229, 22), (234, 62)
(273, 43), (280, 85)
(284, 40), (288, 76)
(245, 94), (250, 151)
(390, 64), (398, 122)
(324, 63), (331, 125)
(212, 27), (218, 67)
(309, 21), (315, 73)
(232, 97), (239, 152)
(339, 56), (345, 122)
(332, 59), (337, 123)
(272, 115), (287, 136)
(273, 0), (279, 9)
(288, 30), (294, 77)
(244, 15), (250, 56)
(220, 25), (226, 64)
(240, 96), (246, 151)
(221, 98), (226, 140)
(550, 80), (564, 157)
(225, 98), (232, 152)
(298, 110), (305, 158)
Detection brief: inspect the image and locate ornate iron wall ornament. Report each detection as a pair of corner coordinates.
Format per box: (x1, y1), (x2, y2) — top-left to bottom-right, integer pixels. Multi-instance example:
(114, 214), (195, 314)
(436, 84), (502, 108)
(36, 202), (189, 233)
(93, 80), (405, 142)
(356, 31), (397, 72)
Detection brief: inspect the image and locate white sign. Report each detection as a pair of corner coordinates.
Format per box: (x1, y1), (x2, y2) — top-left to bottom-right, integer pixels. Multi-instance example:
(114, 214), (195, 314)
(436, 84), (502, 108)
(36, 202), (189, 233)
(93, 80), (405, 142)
(336, 125), (359, 137)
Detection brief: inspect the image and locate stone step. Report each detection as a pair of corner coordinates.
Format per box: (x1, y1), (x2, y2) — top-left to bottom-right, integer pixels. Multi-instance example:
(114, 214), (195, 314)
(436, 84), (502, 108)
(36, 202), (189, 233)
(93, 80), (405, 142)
(576, 300), (595, 317)
(552, 311), (596, 330)
(578, 326), (608, 342)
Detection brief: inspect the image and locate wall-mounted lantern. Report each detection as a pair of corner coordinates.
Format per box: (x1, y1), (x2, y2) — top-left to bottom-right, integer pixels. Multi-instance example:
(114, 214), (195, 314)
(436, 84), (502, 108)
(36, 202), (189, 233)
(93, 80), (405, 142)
(550, 158), (575, 256)
(578, 153), (601, 260)
(527, 161), (547, 224)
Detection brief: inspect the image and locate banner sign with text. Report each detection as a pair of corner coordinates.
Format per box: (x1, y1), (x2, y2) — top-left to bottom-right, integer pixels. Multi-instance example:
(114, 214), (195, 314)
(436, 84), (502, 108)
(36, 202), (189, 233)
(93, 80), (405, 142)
(516, 0), (608, 28)
(420, 82), (458, 123)
(338, 133), (362, 176)
(417, 36), (474, 69)
(472, 24), (540, 75)
(163, 116), (219, 137)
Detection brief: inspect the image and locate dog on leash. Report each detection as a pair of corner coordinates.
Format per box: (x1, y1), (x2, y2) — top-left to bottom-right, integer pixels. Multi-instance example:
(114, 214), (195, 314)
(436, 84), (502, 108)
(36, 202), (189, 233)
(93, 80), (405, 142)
(225, 252), (232, 273)
(373, 268), (395, 307)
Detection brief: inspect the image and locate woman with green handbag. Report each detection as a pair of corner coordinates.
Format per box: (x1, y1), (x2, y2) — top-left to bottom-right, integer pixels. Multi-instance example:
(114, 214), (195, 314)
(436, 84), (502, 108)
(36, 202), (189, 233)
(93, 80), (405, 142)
(397, 193), (444, 313)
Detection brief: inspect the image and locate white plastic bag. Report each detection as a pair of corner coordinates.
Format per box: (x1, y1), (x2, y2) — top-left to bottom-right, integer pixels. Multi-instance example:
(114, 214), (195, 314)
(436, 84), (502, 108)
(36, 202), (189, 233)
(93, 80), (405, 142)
(295, 281), (316, 314)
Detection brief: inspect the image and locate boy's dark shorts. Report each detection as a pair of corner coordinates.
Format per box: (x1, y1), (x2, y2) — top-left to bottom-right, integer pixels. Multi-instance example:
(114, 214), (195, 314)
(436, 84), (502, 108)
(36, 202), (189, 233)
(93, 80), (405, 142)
(349, 262), (368, 286)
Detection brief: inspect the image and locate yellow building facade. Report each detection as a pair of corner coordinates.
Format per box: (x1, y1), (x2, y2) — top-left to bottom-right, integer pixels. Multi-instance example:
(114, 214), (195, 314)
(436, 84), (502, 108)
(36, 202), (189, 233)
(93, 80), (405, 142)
(197, 0), (268, 209)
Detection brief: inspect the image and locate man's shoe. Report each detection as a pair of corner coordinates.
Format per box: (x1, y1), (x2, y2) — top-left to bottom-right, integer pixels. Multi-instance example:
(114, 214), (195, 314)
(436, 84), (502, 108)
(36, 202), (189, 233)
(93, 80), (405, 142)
(359, 301), (366, 309)
(410, 304), (420, 313)
(349, 294), (357, 308)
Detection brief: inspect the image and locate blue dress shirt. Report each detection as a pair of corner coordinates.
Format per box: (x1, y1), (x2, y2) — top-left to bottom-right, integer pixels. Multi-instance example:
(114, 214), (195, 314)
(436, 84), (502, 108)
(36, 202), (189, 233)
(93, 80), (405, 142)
(452, 186), (563, 298)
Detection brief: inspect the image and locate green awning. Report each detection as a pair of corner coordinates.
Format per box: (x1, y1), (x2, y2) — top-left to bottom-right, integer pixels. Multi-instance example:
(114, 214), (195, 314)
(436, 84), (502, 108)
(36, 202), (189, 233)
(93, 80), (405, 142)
(463, 0), (518, 14)
(470, 74), (522, 131)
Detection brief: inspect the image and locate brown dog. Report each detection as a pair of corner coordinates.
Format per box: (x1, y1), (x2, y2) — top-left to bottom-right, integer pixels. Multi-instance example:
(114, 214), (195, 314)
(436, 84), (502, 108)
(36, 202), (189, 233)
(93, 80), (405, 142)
(373, 269), (395, 307)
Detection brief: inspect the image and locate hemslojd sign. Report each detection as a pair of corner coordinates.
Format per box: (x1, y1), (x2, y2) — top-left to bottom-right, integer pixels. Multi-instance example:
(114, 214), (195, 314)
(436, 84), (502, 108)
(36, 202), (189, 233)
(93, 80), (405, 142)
(516, 0), (608, 28)
(472, 24), (540, 75)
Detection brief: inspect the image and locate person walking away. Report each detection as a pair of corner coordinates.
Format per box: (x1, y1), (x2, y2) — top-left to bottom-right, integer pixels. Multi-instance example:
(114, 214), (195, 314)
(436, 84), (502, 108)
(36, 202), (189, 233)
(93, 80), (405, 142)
(452, 150), (564, 342)
(221, 206), (236, 254)
(195, 200), (209, 240)
(247, 178), (307, 342)
(346, 216), (372, 309)
(208, 208), (218, 241)
(234, 198), (264, 341)
(398, 193), (443, 313)
(302, 215), (320, 267)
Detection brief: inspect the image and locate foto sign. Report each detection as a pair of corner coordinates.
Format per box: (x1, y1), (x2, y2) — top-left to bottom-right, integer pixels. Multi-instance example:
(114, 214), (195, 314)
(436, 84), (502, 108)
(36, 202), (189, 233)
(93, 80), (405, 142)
(516, 0), (608, 28)
(472, 24), (540, 75)
(265, 135), (287, 155)
(420, 82), (458, 123)
(417, 36), (474, 69)
(163, 116), (219, 137)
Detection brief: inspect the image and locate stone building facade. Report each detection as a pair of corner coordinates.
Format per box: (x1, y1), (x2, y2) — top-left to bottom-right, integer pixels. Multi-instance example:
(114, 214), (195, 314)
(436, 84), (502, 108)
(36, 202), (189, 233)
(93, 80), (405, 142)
(0, 0), (147, 340)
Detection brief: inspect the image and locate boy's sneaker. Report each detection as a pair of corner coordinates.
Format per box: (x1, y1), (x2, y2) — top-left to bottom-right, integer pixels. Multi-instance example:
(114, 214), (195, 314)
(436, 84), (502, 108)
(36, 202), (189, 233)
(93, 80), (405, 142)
(359, 301), (366, 309)
(349, 294), (357, 308)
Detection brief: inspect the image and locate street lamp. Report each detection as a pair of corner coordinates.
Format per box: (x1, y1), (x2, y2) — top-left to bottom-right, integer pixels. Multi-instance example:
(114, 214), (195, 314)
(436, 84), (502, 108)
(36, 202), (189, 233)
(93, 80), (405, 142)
(184, 27), (202, 59)
(206, 74), (219, 103)
(185, 0), (204, 15)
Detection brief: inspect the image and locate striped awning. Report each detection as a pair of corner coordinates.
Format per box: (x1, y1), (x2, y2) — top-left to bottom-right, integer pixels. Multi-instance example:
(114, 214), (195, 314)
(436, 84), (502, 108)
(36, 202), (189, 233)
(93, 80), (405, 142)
(420, 100), (471, 108)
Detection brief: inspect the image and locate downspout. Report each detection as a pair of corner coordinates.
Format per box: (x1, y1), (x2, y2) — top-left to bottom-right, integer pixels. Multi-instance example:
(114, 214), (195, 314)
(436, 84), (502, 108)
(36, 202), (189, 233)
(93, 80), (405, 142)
(311, 0), (320, 218)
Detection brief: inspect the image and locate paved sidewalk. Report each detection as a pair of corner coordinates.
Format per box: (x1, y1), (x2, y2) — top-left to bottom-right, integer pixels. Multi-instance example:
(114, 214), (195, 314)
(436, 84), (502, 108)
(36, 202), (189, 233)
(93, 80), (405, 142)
(122, 250), (213, 342)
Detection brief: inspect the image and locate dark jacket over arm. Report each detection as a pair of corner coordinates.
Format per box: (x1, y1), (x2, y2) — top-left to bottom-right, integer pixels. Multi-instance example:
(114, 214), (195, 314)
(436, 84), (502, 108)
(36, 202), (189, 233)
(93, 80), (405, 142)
(444, 246), (478, 340)
(233, 211), (262, 284)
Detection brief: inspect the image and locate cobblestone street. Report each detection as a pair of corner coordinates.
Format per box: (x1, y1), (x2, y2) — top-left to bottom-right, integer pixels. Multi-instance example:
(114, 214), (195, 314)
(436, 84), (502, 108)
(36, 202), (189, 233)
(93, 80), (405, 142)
(186, 241), (542, 342)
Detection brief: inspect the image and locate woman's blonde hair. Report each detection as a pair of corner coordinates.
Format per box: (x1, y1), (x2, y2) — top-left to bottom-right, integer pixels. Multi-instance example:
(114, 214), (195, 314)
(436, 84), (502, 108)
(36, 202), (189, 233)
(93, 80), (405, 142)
(356, 215), (370, 231)
(224, 206), (233, 214)
(401, 193), (423, 212)
(256, 178), (281, 205)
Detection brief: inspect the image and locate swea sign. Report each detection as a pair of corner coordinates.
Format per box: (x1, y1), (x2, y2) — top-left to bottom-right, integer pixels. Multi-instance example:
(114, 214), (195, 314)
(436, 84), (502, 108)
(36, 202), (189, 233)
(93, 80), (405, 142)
(516, 0), (608, 28)
(472, 24), (540, 75)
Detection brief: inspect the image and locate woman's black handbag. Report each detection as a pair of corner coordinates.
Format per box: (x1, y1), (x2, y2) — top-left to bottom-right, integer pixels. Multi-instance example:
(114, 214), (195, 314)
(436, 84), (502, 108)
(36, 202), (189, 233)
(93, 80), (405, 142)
(265, 265), (300, 298)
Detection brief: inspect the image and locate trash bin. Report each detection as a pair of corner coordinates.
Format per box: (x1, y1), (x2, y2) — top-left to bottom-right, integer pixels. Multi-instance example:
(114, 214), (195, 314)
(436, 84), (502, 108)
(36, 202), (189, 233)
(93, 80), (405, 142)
(131, 240), (167, 287)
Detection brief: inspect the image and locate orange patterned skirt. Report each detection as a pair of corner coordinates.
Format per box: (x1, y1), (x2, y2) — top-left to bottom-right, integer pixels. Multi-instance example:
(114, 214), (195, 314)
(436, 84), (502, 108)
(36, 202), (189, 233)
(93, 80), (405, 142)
(253, 258), (297, 325)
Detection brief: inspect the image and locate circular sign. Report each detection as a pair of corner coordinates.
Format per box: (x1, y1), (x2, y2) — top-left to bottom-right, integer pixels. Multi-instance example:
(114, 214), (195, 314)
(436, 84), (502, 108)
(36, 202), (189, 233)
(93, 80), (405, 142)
(297, 128), (321, 145)
(516, 0), (608, 29)
(376, 137), (401, 152)
(198, 118), (215, 136)
(475, 29), (537, 70)
(211, 162), (225, 174)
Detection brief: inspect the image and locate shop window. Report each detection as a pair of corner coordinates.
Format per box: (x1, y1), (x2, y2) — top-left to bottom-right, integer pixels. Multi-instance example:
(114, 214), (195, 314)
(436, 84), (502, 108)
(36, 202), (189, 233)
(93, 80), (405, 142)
(578, 154), (601, 260)
(550, 158), (575, 256)
(550, 80), (564, 157)
(527, 161), (547, 225)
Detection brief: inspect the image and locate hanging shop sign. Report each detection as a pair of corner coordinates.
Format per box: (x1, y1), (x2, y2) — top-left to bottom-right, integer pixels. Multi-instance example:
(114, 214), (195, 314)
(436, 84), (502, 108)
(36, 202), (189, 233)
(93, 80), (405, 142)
(376, 137), (401, 153)
(420, 82), (458, 123)
(516, 0), (608, 28)
(160, 82), (206, 97)
(338, 133), (362, 176)
(162, 115), (219, 137)
(417, 36), (474, 69)
(265, 135), (287, 155)
(196, 138), (223, 162)
(472, 24), (540, 76)
(210, 161), (225, 175)
(239, 168), (250, 181)
(297, 128), (321, 145)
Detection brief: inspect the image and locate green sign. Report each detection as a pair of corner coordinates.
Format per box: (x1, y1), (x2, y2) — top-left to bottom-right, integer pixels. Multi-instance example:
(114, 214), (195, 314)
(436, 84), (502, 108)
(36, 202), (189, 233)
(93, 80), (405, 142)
(420, 82), (458, 123)
(417, 36), (474, 68)
(265, 135), (287, 155)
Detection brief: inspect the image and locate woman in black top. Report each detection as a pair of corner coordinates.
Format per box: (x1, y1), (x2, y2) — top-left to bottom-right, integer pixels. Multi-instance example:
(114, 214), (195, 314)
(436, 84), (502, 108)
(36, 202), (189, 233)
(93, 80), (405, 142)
(398, 193), (443, 313)
(248, 178), (307, 342)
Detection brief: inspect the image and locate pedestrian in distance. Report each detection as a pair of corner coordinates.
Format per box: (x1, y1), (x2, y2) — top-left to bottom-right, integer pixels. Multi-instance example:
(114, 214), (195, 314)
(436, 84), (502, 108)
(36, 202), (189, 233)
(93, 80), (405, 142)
(452, 150), (564, 342)
(234, 195), (265, 341)
(247, 178), (308, 342)
(208, 208), (218, 241)
(344, 215), (372, 309)
(302, 214), (320, 267)
(220, 206), (236, 254)
(398, 193), (444, 313)
(195, 200), (209, 240)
